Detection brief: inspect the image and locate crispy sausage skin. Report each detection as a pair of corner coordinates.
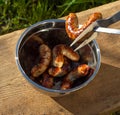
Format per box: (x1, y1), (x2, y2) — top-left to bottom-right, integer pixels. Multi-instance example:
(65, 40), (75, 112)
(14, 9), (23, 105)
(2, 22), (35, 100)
(61, 64), (90, 90)
(52, 44), (80, 68)
(65, 12), (102, 39)
(48, 58), (71, 77)
(41, 73), (54, 88)
(31, 44), (51, 77)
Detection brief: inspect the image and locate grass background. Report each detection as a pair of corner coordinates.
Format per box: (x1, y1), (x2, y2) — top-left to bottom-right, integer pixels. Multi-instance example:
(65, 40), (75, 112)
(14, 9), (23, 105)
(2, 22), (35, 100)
(0, 0), (118, 35)
(0, 0), (120, 114)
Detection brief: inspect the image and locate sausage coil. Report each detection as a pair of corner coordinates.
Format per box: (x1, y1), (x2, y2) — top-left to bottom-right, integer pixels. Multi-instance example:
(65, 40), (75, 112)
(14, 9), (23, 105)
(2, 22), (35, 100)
(52, 44), (80, 68)
(65, 12), (102, 39)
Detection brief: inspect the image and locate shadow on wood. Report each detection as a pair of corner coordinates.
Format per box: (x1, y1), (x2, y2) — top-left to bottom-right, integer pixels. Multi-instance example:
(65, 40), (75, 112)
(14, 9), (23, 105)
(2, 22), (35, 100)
(53, 63), (120, 115)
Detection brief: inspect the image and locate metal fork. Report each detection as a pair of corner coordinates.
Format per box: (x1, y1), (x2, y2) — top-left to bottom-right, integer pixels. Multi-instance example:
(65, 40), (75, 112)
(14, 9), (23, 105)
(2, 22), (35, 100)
(70, 11), (120, 51)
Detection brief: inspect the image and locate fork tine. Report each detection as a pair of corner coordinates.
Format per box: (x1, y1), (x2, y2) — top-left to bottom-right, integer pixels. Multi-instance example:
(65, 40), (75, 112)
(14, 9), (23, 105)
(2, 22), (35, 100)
(70, 22), (97, 47)
(74, 32), (98, 51)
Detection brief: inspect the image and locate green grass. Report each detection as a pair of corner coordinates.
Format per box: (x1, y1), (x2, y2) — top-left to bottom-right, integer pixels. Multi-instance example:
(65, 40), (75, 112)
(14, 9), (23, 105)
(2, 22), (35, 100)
(112, 111), (120, 115)
(0, 0), (117, 35)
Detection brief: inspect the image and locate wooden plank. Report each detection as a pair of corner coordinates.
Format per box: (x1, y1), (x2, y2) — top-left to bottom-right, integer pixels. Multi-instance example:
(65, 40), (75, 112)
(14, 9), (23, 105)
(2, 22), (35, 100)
(0, 1), (120, 115)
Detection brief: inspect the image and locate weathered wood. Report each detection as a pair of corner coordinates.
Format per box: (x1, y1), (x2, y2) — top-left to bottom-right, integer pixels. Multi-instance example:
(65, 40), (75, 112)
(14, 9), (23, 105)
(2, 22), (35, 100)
(0, 1), (120, 115)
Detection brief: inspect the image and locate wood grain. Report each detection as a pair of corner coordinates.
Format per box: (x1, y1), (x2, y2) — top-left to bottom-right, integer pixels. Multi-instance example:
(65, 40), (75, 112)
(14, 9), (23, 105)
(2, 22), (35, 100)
(0, 1), (120, 115)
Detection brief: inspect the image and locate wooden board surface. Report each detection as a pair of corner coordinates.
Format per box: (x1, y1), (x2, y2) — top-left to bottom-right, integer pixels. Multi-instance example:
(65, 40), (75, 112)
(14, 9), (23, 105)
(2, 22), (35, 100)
(0, 1), (120, 115)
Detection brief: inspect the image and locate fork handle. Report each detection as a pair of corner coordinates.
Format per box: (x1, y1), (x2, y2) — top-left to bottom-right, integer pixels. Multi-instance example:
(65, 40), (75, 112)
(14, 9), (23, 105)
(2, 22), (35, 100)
(97, 11), (120, 27)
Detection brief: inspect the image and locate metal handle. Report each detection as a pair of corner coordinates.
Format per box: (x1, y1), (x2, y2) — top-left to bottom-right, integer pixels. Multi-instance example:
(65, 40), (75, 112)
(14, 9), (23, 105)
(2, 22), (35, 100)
(97, 11), (120, 27)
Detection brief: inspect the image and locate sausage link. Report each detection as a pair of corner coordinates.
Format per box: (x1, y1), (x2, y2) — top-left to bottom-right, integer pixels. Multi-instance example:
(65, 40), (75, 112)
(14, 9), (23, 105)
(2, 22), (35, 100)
(31, 44), (51, 77)
(41, 73), (54, 88)
(65, 12), (102, 39)
(61, 64), (90, 90)
(52, 44), (80, 67)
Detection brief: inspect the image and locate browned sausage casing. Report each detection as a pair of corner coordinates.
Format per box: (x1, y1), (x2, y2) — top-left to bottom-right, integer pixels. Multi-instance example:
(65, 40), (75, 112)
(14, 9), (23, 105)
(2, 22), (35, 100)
(65, 12), (102, 39)
(61, 64), (90, 90)
(41, 73), (54, 88)
(52, 44), (80, 68)
(48, 58), (71, 77)
(31, 44), (51, 77)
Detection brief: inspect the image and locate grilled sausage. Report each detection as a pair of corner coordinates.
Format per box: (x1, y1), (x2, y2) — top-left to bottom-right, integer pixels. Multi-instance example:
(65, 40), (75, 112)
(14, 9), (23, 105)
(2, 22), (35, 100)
(65, 12), (102, 39)
(48, 58), (71, 77)
(41, 73), (54, 88)
(61, 64), (90, 90)
(52, 44), (80, 68)
(31, 44), (51, 77)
